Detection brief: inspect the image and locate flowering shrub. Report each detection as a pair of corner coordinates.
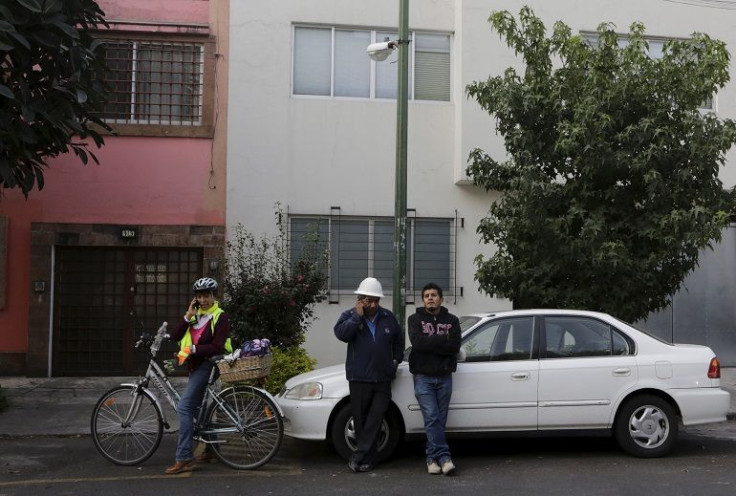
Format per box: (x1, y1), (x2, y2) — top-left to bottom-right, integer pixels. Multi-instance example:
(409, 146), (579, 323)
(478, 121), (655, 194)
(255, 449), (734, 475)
(223, 209), (328, 349)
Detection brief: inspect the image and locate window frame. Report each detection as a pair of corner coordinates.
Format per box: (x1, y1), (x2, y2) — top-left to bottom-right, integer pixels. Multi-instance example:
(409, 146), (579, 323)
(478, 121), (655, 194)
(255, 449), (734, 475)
(288, 214), (456, 301)
(291, 24), (452, 102)
(541, 315), (634, 359)
(461, 316), (537, 363)
(92, 31), (217, 138)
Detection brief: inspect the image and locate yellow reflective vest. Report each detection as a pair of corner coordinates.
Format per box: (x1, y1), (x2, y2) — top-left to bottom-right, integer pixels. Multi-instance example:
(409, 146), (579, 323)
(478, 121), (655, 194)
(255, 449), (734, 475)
(179, 306), (233, 354)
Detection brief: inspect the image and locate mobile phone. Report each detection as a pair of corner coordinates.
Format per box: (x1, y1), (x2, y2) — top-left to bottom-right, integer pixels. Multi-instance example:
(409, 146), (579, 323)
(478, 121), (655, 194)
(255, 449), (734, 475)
(193, 301), (200, 309)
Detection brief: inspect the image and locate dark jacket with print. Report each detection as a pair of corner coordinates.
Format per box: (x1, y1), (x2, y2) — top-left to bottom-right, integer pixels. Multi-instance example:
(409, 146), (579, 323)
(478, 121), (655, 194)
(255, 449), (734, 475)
(408, 306), (461, 376)
(334, 307), (404, 383)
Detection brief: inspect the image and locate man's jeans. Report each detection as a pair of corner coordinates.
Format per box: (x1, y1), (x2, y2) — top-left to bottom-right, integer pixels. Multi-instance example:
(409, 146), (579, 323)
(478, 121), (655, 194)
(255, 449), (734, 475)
(175, 361), (213, 461)
(413, 374), (453, 463)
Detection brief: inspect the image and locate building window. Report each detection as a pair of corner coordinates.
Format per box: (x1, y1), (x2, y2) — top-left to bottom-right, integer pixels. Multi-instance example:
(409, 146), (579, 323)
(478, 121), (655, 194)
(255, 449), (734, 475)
(289, 215), (456, 300)
(95, 36), (215, 137)
(293, 26), (451, 102)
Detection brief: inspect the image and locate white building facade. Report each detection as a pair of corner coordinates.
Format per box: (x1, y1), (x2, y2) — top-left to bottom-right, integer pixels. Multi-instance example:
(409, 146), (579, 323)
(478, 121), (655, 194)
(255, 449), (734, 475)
(227, 0), (736, 366)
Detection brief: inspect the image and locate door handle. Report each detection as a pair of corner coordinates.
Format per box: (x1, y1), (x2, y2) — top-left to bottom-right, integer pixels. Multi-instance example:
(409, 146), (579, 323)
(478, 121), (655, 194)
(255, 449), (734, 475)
(612, 368), (631, 376)
(511, 372), (530, 380)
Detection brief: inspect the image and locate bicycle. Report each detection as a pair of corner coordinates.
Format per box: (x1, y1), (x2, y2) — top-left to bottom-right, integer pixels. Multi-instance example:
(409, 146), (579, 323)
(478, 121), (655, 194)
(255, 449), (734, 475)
(90, 322), (284, 470)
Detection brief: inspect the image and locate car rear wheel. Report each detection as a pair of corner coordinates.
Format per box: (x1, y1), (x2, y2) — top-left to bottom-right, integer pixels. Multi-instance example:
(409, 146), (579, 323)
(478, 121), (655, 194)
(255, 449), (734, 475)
(330, 403), (401, 462)
(614, 394), (678, 458)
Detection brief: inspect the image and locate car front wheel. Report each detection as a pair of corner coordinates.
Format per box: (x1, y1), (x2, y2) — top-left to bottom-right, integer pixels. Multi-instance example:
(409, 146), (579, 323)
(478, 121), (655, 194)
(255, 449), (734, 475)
(330, 403), (401, 462)
(614, 394), (678, 458)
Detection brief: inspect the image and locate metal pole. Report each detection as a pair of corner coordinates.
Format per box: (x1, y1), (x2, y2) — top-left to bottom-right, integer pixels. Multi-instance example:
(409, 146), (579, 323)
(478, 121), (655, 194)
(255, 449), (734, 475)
(393, 0), (409, 328)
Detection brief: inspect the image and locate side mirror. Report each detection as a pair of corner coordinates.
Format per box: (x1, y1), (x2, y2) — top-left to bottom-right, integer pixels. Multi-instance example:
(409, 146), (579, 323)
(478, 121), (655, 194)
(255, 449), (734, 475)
(456, 348), (466, 362)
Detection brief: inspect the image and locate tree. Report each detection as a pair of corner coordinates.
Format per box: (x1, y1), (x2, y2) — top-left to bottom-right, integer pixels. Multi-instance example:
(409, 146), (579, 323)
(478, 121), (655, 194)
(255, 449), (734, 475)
(466, 7), (736, 322)
(0, 0), (110, 197)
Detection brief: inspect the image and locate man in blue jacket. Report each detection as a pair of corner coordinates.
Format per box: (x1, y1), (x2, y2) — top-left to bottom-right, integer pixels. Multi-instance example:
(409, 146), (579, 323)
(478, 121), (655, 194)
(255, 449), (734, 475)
(334, 277), (404, 473)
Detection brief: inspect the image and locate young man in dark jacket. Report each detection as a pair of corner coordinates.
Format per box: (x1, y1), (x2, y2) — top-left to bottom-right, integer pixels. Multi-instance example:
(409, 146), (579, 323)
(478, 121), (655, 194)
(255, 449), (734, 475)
(408, 282), (461, 475)
(334, 277), (404, 473)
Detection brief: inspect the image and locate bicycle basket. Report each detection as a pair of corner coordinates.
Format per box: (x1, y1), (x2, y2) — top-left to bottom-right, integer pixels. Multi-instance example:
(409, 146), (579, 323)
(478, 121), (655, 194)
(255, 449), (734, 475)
(217, 353), (272, 382)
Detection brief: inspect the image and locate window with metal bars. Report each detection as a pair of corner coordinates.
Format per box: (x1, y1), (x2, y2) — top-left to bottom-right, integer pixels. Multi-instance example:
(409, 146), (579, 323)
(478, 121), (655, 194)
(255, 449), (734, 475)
(100, 40), (205, 126)
(288, 214), (456, 302)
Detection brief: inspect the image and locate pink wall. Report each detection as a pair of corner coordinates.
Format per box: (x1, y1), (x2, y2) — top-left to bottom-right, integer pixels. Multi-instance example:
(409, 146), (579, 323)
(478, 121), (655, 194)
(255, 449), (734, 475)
(97, 0), (209, 24)
(0, 136), (224, 355)
(0, 0), (228, 372)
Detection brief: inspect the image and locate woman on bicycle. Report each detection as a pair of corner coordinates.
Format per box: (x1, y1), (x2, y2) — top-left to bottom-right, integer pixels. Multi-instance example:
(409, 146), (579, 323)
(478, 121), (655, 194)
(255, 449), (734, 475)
(165, 277), (231, 475)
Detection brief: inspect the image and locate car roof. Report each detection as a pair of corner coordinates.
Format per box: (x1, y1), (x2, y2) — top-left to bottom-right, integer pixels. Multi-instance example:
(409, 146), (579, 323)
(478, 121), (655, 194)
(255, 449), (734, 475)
(462, 308), (612, 320)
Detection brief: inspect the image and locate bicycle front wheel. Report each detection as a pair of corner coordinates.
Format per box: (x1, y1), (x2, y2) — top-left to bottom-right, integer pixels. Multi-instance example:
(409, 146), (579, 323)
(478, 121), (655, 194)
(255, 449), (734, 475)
(91, 385), (163, 466)
(204, 387), (284, 469)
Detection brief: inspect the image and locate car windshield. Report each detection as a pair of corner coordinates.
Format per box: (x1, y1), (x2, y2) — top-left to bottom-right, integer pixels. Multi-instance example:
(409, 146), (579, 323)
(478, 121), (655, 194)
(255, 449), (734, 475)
(459, 315), (482, 332)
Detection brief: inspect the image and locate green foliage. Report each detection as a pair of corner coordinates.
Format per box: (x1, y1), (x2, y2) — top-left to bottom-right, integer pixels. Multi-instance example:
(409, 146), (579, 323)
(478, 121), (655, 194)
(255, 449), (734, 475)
(223, 206), (328, 348)
(263, 346), (317, 395)
(0, 0), (112, 197)
(466, 7), (736, 322)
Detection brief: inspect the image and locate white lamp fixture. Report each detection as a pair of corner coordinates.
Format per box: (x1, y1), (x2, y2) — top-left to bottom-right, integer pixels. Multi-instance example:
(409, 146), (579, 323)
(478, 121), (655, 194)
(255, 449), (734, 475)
(366, 40), (398, 61)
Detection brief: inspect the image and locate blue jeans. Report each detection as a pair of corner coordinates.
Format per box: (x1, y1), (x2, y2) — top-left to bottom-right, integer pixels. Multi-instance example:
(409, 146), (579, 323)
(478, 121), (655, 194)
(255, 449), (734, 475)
(175, 361), (213, 461)
(413, 374), (452, 463)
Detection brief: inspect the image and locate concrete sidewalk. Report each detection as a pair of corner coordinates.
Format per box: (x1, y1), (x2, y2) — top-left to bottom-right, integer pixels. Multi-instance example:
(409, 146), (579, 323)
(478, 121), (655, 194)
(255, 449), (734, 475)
(0, 376), (188, 437)
(1, 370), (735, 438)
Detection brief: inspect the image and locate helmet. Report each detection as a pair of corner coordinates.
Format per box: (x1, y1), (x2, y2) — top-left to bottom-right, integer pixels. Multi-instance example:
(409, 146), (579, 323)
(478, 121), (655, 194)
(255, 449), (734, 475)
(354, 277), (384, 298)
(193, 277), (218, 293)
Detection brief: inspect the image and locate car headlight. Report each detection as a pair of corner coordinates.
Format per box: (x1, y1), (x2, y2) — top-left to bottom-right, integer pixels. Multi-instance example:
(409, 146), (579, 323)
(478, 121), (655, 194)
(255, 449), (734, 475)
(284, 382), (323, 400)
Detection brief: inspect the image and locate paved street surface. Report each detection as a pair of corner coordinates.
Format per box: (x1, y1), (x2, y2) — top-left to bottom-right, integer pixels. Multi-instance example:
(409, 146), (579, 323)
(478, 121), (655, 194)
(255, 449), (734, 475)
(2, 371), (736, 495)
(2, 429), (736, 496)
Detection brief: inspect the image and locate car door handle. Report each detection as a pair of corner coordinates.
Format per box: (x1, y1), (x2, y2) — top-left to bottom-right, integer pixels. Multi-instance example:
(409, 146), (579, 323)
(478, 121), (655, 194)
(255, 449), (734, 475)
(511, 372), (530, 381)
(612, 368), (631, 376)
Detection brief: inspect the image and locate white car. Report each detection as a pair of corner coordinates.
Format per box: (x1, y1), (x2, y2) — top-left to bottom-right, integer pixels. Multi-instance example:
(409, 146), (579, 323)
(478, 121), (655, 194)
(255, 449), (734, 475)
(276, 309), (730, 459)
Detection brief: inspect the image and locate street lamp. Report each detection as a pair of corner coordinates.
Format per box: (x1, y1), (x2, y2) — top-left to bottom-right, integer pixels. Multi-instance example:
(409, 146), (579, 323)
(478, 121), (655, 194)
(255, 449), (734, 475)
(366, 0), (409, 328)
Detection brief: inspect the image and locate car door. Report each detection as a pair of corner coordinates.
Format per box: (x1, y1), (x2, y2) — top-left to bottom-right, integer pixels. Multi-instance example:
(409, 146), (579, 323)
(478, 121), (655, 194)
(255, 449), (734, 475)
(537, 315), (638, 429)
(444, 316), (539, 432)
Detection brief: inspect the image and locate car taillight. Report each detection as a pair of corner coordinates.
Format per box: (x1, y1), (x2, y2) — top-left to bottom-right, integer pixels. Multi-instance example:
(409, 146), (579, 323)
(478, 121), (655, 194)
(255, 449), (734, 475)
(708, 357), (721, 379)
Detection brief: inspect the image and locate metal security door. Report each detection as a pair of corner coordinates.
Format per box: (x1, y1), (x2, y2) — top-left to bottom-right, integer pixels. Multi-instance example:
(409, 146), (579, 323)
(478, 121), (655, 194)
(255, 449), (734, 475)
(53, 247), (202, 376)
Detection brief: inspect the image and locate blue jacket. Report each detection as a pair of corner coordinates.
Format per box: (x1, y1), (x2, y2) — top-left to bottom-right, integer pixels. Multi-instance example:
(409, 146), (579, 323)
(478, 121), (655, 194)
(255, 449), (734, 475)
(334, 306), (404, 383)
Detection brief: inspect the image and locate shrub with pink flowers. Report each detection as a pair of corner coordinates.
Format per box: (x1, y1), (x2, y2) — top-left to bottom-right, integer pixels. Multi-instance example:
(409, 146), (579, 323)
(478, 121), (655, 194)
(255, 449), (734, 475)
(223, 208), (328, 348)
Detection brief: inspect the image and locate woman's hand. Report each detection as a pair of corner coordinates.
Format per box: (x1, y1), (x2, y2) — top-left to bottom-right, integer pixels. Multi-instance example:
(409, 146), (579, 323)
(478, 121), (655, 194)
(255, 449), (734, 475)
(185, 298), (198, 320)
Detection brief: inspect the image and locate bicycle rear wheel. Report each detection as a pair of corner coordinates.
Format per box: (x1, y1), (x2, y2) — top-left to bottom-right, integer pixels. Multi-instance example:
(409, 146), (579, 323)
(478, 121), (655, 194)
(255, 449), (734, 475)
(204, 387), (283, 469)
(91, 385), (163, 466)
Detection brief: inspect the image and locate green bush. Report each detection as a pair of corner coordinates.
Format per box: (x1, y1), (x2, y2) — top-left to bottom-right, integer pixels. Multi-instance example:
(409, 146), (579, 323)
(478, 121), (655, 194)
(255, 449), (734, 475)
(264, 346), (317, 395)
(223, 206), (328, 348)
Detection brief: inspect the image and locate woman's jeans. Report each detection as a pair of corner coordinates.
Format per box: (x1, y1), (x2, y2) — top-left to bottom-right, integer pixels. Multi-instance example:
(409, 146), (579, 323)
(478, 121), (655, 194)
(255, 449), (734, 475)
(175, 361), (213, 461)
(413, 373), (453, 463)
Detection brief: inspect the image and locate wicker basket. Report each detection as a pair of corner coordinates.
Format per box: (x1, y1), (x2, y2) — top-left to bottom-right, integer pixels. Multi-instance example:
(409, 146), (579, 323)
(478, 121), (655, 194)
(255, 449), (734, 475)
(217, 353), (272, 383)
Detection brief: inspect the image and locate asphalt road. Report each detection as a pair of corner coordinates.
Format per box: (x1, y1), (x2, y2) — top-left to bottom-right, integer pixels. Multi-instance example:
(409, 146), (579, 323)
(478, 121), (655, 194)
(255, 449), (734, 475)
(2, 426), (736, 496)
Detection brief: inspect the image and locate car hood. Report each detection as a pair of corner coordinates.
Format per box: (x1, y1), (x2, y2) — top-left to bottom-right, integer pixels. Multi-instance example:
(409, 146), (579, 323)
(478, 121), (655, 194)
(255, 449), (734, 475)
(283, 364), (348, 398)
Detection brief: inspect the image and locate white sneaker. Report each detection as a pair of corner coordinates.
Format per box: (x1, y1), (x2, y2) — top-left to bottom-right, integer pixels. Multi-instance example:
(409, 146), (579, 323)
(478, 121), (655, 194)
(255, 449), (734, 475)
(427, 461), (441, 475)
(441, 459), (455, 475)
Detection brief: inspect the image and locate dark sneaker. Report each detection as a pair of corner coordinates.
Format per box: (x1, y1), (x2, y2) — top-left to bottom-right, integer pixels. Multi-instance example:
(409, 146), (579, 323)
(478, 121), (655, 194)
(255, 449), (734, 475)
(357, 463), (373, 472)
(348, 458), (360, 473)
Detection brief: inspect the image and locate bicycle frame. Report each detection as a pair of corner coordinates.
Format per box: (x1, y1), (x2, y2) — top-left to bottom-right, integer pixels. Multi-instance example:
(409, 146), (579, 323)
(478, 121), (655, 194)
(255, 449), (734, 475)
(121, 322), (283, 437)
(93, 321), (285, 469)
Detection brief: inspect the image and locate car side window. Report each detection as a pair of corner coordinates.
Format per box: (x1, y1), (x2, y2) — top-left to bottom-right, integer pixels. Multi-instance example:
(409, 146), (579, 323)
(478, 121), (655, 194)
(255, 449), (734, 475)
(544, 316), (631, 358)
(461, 317), (534, 362)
